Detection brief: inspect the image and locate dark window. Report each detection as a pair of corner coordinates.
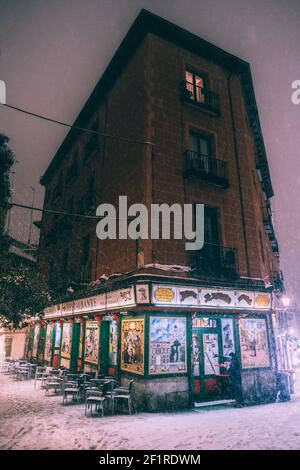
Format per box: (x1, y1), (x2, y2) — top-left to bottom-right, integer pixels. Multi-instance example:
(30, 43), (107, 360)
(190, 131), (213, 157)
(188, 131), (214, 174)
(186, 131), (228, 187)
(190, 205), (238, 279)
(204, 206), (220, 252)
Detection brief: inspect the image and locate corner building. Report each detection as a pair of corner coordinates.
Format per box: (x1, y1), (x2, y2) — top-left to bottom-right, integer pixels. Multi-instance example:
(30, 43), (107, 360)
(30, 10), (283, 410)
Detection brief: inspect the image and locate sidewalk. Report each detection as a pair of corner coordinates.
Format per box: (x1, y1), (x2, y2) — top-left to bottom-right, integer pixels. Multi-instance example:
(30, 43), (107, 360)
(1, 372), (300, 450)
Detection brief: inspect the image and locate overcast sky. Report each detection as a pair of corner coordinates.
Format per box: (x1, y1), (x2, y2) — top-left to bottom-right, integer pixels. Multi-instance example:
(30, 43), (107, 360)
(0, 0), (299, 304)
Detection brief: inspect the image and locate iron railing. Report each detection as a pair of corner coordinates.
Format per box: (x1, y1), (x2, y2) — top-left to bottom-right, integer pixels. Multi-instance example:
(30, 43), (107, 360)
(181, 80), (220, 115)
(185, 150), (229, 187)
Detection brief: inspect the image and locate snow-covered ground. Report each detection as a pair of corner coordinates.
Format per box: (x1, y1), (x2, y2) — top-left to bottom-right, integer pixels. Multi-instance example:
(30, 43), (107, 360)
(1, 372), (300, 450)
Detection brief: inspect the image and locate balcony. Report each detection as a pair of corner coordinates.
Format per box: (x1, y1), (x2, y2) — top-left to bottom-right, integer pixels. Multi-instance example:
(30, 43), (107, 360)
(263, 206), (273, 236)
(270, 270), (284, 292)
(262, 205), (279, 256)
(270, 237), (279, 257)
(181, 80), (220, 115)
(189, 244), (239, 280)
(184, 150), (229, 188)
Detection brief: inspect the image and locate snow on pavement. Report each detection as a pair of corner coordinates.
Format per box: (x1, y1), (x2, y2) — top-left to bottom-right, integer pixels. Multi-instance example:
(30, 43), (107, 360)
(1, 373), (300, 450)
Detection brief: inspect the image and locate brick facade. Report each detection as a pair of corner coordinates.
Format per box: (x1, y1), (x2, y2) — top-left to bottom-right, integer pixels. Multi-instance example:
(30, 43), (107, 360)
(38, 12), (280, 292)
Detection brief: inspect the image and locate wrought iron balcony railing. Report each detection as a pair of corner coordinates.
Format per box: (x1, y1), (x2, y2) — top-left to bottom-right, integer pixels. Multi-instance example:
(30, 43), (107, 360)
(263, 206), (274, 235)
(185, 150), (229, 188)
(189, 244), (239, 280)
(181, 80), (220, 115)
(270, 270), (284, 292)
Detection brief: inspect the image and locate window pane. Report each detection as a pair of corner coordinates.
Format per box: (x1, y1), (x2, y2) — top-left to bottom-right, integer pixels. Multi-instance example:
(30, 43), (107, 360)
(199, 136), (210, 156)
(195, 75), (205, 103)
(185, 71), (193, 83)
(195, 75), (204, 87)
(189, 132), (198, 153)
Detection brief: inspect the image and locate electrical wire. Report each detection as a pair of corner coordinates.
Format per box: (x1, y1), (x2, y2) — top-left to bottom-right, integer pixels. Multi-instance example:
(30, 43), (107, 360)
(10, 202), (247, 249)
(1, 103), (154, 146)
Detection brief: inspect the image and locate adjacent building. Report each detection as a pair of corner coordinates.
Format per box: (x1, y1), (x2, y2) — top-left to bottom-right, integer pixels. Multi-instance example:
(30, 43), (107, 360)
(28, 10), (284, 410)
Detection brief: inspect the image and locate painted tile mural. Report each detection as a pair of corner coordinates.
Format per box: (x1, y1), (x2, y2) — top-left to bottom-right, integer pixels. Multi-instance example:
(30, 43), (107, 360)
(239, 318), (270, 368)
(121, 319), (144, 375)
(149, 317), (187, 374)
(84, 320), (99, 365)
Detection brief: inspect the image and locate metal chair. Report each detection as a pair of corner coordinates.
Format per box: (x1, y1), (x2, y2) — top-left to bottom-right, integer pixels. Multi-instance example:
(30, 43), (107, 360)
(111, 379), (134, 415)
(62, 381), (80, 405)
(34, 366), (47, 389)
(16, 365), (31, 381)
(85, 381), (110, 417)
(45, 376), (63, 396)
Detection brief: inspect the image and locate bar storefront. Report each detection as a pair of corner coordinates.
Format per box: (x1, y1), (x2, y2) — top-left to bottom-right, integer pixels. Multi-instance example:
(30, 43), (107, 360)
(26, 277), (277, 411)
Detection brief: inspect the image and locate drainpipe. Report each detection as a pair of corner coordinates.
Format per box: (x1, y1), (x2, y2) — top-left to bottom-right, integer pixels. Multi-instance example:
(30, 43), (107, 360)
(227, 73), (250, 276)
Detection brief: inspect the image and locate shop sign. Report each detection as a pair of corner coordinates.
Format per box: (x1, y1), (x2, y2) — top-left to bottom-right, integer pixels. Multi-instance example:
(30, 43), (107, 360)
(73, 295), (106, 314)
(153, 286), (176, 304)
(44, 286), (136, 319)
(152, 285), (272, 310)
(254, 293), (272, 310)
(107, 286), (135, 309)
(44, 304), (62, 319)
(61, 302), (73, 316)
(135, 284), (150, 304)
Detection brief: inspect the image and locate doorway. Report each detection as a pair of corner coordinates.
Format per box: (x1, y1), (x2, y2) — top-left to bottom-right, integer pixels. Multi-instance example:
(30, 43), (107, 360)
(192, 315), (237, 402)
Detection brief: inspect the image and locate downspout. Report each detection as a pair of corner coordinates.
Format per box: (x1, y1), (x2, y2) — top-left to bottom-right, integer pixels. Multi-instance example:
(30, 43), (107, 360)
(227, 73), (250, 276)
